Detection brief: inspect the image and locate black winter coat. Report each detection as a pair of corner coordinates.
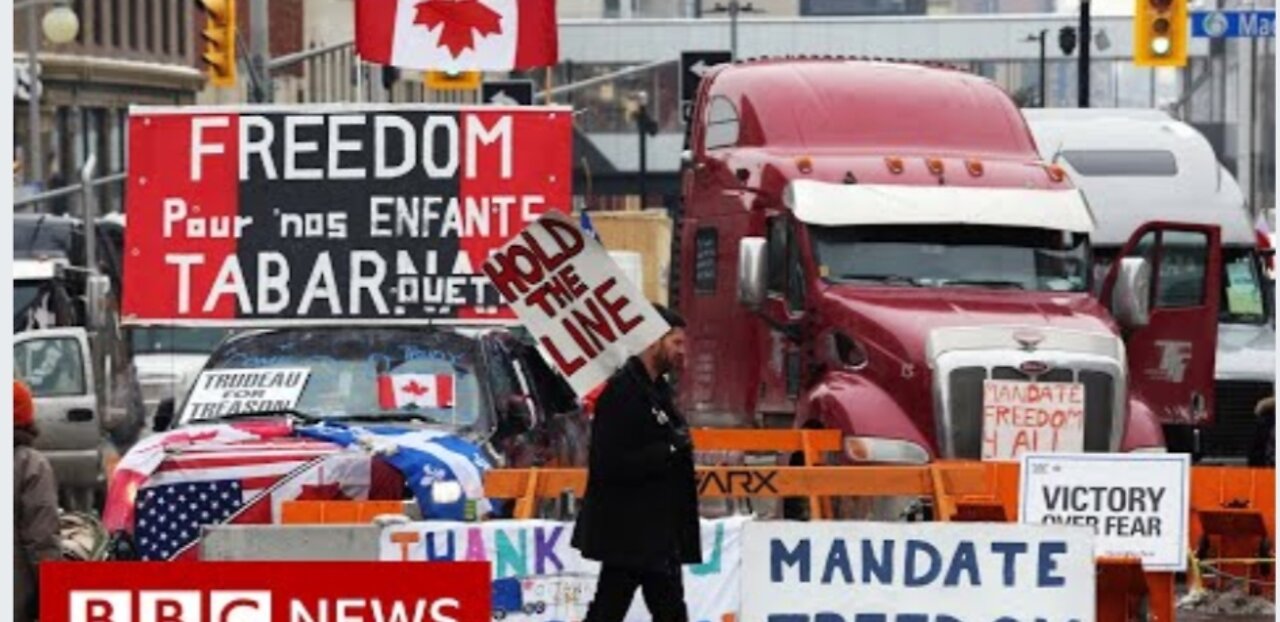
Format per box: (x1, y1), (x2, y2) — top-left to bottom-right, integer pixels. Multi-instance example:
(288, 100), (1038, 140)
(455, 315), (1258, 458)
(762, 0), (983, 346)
(571, 358), (702, 567)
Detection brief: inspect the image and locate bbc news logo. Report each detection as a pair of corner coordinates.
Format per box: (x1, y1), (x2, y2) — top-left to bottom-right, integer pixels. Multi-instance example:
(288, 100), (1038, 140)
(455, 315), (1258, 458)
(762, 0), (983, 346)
(68, 591), (463, 622)
(42, 562), (488, 622)
(70, 591), (271, 622)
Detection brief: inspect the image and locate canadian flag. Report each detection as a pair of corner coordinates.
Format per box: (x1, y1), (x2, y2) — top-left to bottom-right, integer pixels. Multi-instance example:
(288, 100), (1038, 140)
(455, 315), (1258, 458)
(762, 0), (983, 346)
(356, 0), (558, 71)
(378, 374), (456, 410)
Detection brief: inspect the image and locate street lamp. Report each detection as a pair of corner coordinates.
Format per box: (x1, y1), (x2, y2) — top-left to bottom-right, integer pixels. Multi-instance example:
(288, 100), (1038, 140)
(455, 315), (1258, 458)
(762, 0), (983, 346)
(630, 92), (659, 208)
(1022, 30), (1048, 108)
(16, 0), (80, 187)
(42, 6), (80, 44)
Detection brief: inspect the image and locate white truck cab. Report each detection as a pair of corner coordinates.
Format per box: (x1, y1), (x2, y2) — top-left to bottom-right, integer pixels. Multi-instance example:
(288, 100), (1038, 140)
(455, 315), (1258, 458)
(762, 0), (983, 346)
(1025, 108), (1274, 462)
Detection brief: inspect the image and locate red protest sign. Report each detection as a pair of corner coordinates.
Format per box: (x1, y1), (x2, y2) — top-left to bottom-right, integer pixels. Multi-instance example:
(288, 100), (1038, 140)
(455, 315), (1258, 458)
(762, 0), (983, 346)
(123, 105), (571, 326)
(481, 211), (669, 395)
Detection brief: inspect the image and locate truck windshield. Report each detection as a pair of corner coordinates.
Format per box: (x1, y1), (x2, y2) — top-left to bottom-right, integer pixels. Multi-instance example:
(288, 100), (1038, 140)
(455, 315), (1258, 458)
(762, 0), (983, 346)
(131, 327), (229, 354)
(186, 328), (490, 428)
(811, 224), (1090, 292)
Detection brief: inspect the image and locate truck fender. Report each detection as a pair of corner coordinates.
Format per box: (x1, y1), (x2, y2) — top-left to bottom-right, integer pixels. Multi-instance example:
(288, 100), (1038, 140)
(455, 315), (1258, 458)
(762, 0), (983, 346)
(798, 371), (933, 457)
(1122, 396), (1167, 451)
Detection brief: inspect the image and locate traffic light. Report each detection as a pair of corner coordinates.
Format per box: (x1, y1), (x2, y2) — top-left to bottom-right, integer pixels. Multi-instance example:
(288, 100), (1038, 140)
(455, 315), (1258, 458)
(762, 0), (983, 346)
(381, 66), (400, 90)
(425, 71), (482, 91)
(200, 0), (237, 87)
(1058, 26), (1077, 56)
(1134, 0), (1187, 67)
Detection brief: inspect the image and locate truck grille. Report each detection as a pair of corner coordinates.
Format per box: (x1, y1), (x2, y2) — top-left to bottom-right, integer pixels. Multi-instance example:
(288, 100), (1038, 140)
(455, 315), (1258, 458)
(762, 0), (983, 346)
(1201, 380), (1274, 459)
(946, 366), (1116, 459)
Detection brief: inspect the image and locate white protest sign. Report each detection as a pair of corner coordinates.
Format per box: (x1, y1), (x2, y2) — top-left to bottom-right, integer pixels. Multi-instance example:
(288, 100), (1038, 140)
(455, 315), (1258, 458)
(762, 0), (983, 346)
(742, 520), (1096, 622)
(379, 517), (745, 622)
(481, 211), (669, 395)
(1020, 453), (1190, 571)
(983, 380), (1086, 460)
(180, 368), (311, 421)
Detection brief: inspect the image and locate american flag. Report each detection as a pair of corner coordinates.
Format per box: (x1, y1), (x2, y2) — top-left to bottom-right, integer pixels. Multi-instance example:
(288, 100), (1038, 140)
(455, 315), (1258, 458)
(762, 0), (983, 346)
(136, 479), (258, 560)
(131, 440), (402, 561)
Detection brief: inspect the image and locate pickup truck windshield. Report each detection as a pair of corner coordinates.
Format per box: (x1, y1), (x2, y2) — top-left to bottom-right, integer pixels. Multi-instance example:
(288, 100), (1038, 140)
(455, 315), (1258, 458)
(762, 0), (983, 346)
(186, 328), (489, 428)
(812, 224), (1090, 292)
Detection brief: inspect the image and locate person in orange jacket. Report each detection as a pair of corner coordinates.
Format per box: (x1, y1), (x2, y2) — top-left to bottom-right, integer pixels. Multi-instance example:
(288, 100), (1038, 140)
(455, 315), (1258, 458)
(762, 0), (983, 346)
(14, 380), (61, 622)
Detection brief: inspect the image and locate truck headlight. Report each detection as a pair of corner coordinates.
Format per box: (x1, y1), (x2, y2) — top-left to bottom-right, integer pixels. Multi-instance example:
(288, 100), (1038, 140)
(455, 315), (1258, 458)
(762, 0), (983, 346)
(431, 480), (464, 504)
(844, 436), (930, 464)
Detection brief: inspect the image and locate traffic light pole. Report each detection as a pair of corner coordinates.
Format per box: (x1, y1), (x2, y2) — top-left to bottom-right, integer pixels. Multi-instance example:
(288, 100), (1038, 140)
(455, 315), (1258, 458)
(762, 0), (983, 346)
(1079, 0), (1090, 108)
(250, 0), (273, 103)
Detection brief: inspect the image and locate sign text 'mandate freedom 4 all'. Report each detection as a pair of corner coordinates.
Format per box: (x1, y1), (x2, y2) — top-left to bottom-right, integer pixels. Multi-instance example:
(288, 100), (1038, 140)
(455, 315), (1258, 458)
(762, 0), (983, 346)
(123, 105), (571, 325)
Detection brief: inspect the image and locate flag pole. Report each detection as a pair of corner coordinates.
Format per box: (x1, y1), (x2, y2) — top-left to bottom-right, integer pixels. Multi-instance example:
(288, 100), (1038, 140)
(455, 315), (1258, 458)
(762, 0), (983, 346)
(543, 65), (553, 104)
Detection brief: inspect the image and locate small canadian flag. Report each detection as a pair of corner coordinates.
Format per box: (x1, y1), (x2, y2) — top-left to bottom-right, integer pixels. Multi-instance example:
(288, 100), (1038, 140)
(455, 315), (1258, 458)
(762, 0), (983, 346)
(356, 0), (558, 71)
(378, 374), (456, 410)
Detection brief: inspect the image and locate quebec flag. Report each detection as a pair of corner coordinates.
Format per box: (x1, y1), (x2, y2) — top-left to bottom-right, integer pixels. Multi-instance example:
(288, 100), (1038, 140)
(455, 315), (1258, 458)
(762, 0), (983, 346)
(297, 424), (493, 520)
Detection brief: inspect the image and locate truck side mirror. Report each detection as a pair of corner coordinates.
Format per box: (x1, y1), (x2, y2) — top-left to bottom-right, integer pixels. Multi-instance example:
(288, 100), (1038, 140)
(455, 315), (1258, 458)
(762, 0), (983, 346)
(1111, 257), (1152, 329)
(153, 398), (175, 432)
(86, 275), (111, 330)
(738, 237), (768, 310)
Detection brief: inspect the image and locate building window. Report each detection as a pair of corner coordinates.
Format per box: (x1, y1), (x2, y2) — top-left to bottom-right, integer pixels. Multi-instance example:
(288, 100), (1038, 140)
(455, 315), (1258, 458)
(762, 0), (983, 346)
(176, 0), (187, 56)
(161, 0), (172, 54)
(92, 0), (104, 45)
(110, 0), (122, 47)
(128, 0), (139, 49)
(74, 0), (86, 44)
(145, 0), (155, 52)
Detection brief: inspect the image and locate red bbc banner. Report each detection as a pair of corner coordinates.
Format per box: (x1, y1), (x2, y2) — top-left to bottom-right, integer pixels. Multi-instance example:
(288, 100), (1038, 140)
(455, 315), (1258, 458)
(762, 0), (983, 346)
(122, 105), (572, 326)
(40, 561), (490, 622)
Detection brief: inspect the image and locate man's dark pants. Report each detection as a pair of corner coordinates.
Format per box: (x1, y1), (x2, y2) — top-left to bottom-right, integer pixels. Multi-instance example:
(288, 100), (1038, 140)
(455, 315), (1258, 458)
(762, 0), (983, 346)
(585, 560), (688, 622)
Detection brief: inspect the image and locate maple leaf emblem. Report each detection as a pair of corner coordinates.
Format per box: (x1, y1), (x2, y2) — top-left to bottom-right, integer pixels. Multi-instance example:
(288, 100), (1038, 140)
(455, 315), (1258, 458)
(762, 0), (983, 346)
(414, 0), (503, 59)
(401, 380), (431, 396)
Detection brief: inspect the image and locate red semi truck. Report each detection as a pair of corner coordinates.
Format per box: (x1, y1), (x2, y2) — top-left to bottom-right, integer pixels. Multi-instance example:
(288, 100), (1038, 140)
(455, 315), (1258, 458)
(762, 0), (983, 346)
(676, 59), (1223, 468)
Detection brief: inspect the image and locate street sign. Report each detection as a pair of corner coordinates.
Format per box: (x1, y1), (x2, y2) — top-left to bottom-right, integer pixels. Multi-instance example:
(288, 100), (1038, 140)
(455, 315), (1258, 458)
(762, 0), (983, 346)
(1191, 10), (1276, 38)
(14, 63), (39, 102)
(680, 51), (732, 122)
(481, 80), (535, 106)
(425, 70), (483, 91)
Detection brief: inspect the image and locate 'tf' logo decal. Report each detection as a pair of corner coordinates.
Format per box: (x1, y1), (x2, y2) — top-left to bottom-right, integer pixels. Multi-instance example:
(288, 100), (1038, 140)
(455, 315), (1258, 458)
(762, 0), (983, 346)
(1148, 340), (1193, 383)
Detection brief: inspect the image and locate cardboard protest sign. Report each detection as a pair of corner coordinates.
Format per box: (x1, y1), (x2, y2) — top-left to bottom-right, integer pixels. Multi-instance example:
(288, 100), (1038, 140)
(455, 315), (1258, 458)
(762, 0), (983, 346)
(1020, 453), (1190, 571)
(123, 105), (572, 325)
(983, 380), (1086, 460)
(181, 368), (311, 421)
(742, 521), (1095, 622)
(380, 517), (745, 622)
(480, 211), (669, 395)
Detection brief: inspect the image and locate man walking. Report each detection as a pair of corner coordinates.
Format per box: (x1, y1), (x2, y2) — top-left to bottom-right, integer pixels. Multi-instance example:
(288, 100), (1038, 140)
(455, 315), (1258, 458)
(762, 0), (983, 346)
(572, 305), (701, 622)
